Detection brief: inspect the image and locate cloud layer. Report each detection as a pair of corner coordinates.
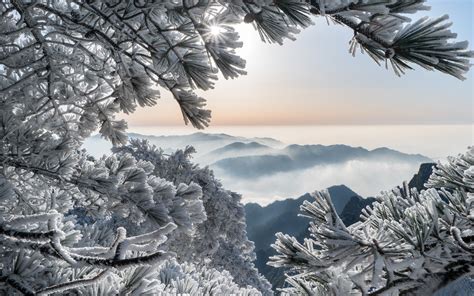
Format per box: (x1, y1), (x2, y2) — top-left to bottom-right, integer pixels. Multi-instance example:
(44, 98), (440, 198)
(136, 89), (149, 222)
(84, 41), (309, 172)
(216, 160), (421, 205)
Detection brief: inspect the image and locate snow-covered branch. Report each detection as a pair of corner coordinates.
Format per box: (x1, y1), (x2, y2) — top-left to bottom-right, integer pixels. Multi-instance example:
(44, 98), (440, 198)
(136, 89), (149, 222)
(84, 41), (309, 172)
(270, 147), (474, 295)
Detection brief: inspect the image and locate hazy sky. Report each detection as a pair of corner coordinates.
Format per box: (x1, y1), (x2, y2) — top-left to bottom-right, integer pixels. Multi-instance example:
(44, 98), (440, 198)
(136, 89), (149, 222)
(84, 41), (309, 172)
(120, 0), (473, 127)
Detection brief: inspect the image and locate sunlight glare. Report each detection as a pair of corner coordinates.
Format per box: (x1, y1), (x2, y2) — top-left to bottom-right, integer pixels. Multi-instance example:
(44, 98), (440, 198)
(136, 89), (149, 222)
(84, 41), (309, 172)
(210, 25), (224, 36)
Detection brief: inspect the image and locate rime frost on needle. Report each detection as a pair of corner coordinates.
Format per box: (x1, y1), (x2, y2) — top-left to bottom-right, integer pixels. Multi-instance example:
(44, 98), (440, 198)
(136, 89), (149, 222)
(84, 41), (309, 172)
(270, 148), (474, 295)
(0, 0), (473, 295)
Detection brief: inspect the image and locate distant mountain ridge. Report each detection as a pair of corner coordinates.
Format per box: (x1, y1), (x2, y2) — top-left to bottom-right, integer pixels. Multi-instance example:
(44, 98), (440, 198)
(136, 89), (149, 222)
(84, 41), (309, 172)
(83, 132), (283, 159)
(198, 141), (274, 165)
(214, 144), (431, 178)
(212, 141), (270, 152)
(127, 132), (283, 153)
(83, 132), (433, 204)
(84, 133), (431, 175)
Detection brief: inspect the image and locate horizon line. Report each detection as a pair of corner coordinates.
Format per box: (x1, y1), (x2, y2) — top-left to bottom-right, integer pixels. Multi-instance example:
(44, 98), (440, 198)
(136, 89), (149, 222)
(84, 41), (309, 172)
(127, 122), (474, 128)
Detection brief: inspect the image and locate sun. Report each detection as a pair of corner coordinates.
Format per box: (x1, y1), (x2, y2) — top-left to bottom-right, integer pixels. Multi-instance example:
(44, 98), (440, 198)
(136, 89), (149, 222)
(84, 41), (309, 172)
(209, 25), (224, 37)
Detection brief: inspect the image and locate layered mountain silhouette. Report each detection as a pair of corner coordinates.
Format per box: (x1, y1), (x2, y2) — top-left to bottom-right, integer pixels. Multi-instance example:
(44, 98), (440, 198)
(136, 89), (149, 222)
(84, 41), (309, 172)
(245, 163), (437, 290)
(83, 132), (432, 203)
(126, 132), (283, 155)
(85, 133), (429, 169)
(213, 144), (431, 178)
(83, 132), (283, 158)
(198, 141), (274, 164)
(209, 141), (271, 154)
(84, 134), (431, 197)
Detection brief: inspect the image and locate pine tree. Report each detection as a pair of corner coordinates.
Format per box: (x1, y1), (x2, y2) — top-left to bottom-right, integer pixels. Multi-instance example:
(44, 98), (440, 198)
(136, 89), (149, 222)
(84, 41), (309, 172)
(269, 147), (474, 295)
(0, 0), (472, 295)
(113, 139), (272, 292)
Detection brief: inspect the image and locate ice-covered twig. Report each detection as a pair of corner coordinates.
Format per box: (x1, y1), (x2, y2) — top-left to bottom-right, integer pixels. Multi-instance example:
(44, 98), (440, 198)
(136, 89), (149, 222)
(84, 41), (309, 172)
(451, 226), (474, 252)
(1, 214), (175, 270)
(0, 225), (56, 242)
(6, 211), (60, 228)
(0, 274), (35, 296)
(36, 270), (111, 296)
(114, 222), (176, 260)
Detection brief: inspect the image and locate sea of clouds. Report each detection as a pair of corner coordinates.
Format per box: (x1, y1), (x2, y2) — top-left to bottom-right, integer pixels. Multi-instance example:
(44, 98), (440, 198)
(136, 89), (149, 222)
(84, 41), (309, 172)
(214, 159), (421, 205)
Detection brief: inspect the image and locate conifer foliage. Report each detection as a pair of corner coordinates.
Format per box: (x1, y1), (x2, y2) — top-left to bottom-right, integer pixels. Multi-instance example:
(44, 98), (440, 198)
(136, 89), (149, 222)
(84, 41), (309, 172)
(113, 140), (272, 293)
(0, 0), (472, 295)
(269, 147), (474, 295)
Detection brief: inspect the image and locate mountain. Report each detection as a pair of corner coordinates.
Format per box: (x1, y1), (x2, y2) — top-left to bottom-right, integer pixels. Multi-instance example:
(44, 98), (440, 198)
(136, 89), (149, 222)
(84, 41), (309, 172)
(434, 277), (474, 296)
(245, 185), (359, 252)
(84, 132), (433, 204)
(213, 154), (294, 178)
(83, 132), (283, 158)
(408, 162), (436, 191)
(245, 185), (362, 290)
(213, 144), (431, 178)
(127, 132), (283, 154)
(245, 163), (438, 291)
(246, 193), (311, 254)
(210, 141), (270, 154)
(197, 141), (275, 164)
(339, 163), (436, 227)
(340, 195), (377, 226)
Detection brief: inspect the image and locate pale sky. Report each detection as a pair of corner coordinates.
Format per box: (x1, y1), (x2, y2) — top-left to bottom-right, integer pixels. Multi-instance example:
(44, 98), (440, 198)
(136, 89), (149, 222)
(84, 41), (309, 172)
(120, 0), (473, 127)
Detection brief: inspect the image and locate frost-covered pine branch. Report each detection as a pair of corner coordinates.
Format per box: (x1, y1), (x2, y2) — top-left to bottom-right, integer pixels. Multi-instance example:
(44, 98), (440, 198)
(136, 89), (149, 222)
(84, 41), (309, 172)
(113, 139), (272, 293)
(0, 124), (269, 294)
(243, 0), (473, 79)
(0, 137), (269, 294)
(304, 0), (473, 79)
(1, 1), (472, 150)
(1, 1), (473, 295)
(269, 147), (474, 295)
(0, 208), (174, 294)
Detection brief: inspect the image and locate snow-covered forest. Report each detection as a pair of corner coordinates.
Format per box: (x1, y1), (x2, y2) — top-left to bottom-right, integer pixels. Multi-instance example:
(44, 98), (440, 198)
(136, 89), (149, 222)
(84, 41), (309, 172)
(0, 0), (473, 295)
